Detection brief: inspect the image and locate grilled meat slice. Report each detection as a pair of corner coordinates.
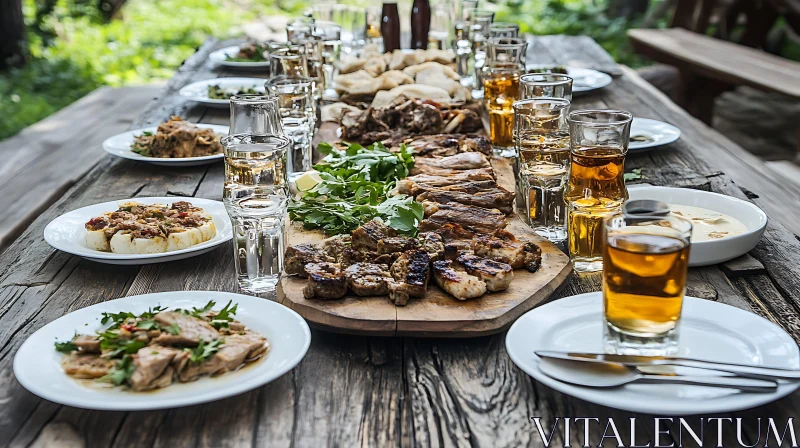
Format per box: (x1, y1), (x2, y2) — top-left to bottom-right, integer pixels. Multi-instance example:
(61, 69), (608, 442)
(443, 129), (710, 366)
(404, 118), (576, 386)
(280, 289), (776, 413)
(410, 152), (490, 175)
(473, 229), (543, 272)
(432, 259), (487, 300)
(72, 334), (101, 353)
(130, 345), (181, 391)
(352, 219), (397, 251)
(303, 262), (348, 299)
(345, 263), (392, 296)
(284, 243), (332, 277)
(418, 232), (445, 260)
(61, 353), (114, 379)
(388, 250), (431, 306)
(429, 223), (475, 253)
(178, 332), (268, 382)
(395, 169), (496, 195)
(322, 234), (351, 263)
(403, 134), (492, 157)
(154, 311), (220, 347)
(416, 180), (515, 214)
(419, 202), (508, 234)
(377, 236), (418, 255)
(456, 254), (514, 292)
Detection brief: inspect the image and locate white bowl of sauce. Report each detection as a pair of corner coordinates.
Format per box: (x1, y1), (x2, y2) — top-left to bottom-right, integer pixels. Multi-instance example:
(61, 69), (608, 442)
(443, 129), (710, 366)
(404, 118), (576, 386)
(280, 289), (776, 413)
(628, 186), (768, 266)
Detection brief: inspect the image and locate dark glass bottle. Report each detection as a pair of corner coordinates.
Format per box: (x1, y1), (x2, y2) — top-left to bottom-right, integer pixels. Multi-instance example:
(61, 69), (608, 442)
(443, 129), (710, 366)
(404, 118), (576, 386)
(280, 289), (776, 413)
(381, 2), (401, 52)
(410, 0), (431, 49)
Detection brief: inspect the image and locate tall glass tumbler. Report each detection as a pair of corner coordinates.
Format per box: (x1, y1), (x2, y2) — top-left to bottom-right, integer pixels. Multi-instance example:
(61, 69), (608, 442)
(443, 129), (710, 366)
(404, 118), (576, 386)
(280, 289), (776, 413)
(482, 37), (527, 157)
(470, 9), (495, 99)
(564, 110), (632, 273)
(265, 77), (316, 181)
(229, 95), (284, 136)
(603, 213), (692, 355)
(268, 45), (310, 79)
(520, 73), (573, 101)
(513, 98), (571, 242)
(489, 22), (520, 39)
(223, 133), (291, 294)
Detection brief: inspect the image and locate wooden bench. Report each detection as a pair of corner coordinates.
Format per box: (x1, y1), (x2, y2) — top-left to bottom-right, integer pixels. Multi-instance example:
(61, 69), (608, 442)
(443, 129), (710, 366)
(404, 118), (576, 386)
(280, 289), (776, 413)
(628, 27), (800, 124)
(0, 85), (161, 252)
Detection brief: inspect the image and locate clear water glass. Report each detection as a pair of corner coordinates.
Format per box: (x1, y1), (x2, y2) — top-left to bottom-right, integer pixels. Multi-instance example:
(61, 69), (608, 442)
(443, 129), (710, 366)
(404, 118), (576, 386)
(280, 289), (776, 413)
(513, 98), (571, 243)
(265, 77), (316, 181)
(520, 73), (574, 101)
(222, 134), (291, 294)
(229, 95), (284, 136)
(489, 22), (520, 39)
(268, 44), (310, 79)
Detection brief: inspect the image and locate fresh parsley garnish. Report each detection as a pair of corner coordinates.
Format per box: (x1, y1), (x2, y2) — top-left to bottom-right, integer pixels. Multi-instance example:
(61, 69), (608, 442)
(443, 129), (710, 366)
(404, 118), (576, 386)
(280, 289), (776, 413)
(97, 330), (147, 358)
(190, 300), (216, 318)
(209, 301), (238, 329)
(288, 142), (421, 235)
(166, 323), (181, 335)
(55, 340), (78, 353)
(624, 168), (645, 182)
(99, 355), (135, 386)
(185, 339), (223, 363)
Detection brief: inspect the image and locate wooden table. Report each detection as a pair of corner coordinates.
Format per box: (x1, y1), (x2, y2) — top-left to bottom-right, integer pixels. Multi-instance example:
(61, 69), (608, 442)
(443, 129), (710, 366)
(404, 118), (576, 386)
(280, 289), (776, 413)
(3, 36), (800, 447)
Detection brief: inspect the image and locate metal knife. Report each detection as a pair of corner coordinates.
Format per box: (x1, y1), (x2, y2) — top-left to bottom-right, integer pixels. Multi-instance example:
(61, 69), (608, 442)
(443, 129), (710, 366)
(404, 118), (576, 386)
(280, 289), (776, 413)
(535, 351), (800, 381)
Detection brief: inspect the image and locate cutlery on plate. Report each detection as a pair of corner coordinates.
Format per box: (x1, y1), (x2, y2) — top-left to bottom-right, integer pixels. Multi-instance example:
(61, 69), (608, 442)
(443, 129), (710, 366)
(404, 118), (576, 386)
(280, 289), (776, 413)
(535, 351), (800, 381)
(538, 358), (779, 392)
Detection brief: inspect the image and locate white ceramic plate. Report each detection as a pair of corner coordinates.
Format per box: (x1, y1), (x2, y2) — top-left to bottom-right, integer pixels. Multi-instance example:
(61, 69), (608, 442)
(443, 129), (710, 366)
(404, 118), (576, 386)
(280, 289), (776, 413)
(102, 124), (228, 167)
(506, 292), (800, 415)
(209, 45), (270, 69)
(628, 186), (768, 266)
(13, 291), (311, 411)
(526, 66), (613, 94)
(44, 197), (233, 265)
(629, 118), (681, 151)
(178, 77), (267, 108)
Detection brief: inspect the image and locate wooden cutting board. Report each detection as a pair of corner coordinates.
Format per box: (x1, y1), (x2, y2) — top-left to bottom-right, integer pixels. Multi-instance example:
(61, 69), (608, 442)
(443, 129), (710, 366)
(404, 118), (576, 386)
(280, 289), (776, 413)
(276, 152), (572, 337)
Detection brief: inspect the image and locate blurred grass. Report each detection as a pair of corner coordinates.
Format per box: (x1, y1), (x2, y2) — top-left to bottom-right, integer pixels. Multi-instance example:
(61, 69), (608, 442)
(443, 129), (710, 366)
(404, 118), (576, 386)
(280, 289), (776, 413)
(0, 0), (301, 140)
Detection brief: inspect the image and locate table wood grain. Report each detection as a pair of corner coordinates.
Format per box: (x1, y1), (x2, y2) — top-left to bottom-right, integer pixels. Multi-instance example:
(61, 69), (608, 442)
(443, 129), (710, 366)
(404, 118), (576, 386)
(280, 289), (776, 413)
(3, 36), (800, 447)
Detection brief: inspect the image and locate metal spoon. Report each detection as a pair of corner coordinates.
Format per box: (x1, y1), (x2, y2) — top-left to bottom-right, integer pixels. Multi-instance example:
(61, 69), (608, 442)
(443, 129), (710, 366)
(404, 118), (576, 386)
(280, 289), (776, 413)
(538, 358), (778, 393)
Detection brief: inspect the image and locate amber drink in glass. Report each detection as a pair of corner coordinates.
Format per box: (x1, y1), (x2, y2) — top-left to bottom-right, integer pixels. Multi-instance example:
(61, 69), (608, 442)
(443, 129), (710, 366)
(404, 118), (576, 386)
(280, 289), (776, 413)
(482, 37), (527, 157)
(603, 213), (692, 355)
(565, 110), (632, 272)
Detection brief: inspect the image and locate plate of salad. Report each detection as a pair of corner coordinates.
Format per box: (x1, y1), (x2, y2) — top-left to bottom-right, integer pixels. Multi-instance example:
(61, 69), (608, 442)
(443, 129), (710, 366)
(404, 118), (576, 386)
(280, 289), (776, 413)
(209, 42), (271, 69)
(288, 142), (424, 236)
(179, 77), (266, 107)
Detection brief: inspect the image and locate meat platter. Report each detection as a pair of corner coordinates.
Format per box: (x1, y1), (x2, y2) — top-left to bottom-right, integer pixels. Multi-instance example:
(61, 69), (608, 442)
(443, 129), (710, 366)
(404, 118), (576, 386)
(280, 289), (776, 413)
(277, 124), (571, 337)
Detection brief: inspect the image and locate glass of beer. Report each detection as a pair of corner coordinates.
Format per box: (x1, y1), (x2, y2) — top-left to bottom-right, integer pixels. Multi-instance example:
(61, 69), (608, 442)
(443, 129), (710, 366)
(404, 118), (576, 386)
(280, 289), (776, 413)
(603, 213), (692, 355)
(565, 110), (632, 273)
(520, 73), (573, 101)
(513, 98), (570, 242)
(483, 37), (527, 157)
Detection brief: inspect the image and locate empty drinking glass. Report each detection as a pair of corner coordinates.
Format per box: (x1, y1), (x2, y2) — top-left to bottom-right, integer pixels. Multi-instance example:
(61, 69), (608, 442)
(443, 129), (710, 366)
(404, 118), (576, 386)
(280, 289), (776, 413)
(520, 73), (574, 101)
(229, 95), (284, 136)
(268, 44), (309, 79)
(489, 22), (520, 39)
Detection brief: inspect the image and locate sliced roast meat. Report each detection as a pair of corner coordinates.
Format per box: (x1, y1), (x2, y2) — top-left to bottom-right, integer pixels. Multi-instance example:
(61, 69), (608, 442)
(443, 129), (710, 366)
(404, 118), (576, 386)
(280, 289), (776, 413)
(130, 345), (181, 391)
(419, 202), (508, 234)
(303, 262), (348, 299)
(345, 263), (392, 296)
(432, 259), (487, 300)
(178, 332), (268, 382)
(415, 180), (515, 214)
(351, 219), (396, 251)
(61, 354), (114, 379)
(410, 152), (490, 175)
(388, 250), (430, 306)
(472, 230), (543, 272)
(72, 334), (101, 353)
(153, 311), (220, 347)
(456, 254), (514, 292)
(284, 243), (332, 277)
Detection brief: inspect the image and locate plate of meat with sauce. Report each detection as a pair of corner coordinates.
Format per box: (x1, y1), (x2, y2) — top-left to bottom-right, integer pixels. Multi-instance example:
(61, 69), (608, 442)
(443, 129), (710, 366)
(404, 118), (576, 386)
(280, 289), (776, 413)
(13, 291), (310, 410)
(279, 132), (572, 337)
(103, 117), (227, 167)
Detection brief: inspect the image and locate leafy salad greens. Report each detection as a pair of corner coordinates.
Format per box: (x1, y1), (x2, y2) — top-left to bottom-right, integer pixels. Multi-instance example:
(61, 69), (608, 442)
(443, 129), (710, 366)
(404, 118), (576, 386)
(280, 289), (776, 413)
(288, 142), (424, 236)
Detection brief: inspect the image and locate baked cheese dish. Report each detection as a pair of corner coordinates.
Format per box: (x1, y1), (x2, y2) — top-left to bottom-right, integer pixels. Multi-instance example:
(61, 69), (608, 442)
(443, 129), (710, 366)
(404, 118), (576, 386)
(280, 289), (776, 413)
(85, 201), (216, 254)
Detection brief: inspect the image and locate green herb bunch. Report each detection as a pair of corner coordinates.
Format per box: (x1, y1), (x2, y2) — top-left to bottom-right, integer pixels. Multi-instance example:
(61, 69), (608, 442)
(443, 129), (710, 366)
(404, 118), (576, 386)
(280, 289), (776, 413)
(288, 142), (424, 236)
